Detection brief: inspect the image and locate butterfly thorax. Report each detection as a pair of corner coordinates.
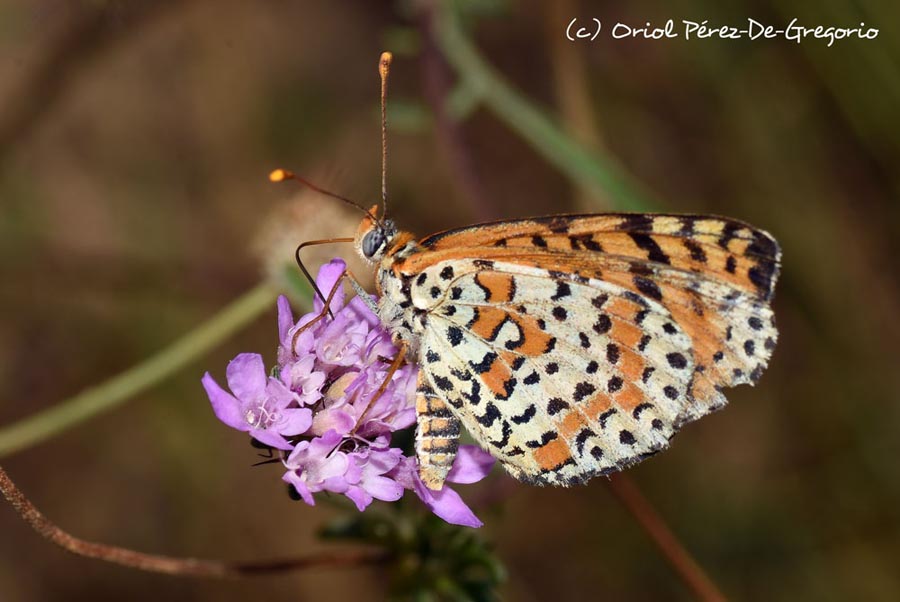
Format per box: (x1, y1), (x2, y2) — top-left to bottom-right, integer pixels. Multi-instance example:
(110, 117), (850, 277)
(374, 233), (425, 358)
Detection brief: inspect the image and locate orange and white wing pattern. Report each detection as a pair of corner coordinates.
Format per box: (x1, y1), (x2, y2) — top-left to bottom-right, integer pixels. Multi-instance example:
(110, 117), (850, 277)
(393, 213), (780, 486)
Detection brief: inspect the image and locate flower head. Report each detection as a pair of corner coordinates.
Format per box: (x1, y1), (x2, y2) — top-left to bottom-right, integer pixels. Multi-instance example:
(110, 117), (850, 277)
(203, 258), (495, 527)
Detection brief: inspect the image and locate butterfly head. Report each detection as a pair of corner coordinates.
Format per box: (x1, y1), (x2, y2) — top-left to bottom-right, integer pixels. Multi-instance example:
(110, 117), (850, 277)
(355, 204), (397, 263)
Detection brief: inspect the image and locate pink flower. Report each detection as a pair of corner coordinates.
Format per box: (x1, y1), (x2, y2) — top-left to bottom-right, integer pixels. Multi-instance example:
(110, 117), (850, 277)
(202, 354), (313, 450)
(203, 259), (495, 527)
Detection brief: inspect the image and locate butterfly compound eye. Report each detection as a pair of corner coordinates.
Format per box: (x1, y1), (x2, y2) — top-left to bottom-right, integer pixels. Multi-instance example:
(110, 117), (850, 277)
(361, 229), (386, 258)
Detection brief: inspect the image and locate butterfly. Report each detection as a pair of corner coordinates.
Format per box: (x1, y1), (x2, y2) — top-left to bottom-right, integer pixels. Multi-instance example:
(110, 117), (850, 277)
(278, 52), (780, 491)
(345, 210), (780, 490)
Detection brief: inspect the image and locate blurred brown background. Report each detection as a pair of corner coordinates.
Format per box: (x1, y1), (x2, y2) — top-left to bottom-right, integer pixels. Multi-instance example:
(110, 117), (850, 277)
(1, 0), (899, 600)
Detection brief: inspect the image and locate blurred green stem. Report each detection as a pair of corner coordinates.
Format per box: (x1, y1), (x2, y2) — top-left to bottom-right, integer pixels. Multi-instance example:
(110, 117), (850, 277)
(432, 4), (658, 211)
(0, 282), (279, 458)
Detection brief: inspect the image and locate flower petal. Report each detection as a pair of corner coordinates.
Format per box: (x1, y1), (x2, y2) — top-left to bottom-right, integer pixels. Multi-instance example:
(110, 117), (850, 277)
(225, 353), (268, 402)
(283, 472), (315, 506)
(276, 295), (294, 344)
(311, 408), (356, 436)
(314, 259), (346, 315)
(363, 475), (404, 502)
(446, 445), (496, 484)
(414, 480), (483, 528)
(344, 295), (380, 327)
(343, 486), (373, 511)
(277, 407), (313, 436)
(201, 373), (248, 432)
(249, 428), (294, 451)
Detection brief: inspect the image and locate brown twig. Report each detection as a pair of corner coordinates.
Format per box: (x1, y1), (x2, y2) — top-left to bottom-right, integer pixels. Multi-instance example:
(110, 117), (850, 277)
(0, 0), (186, 165)
(608, 474), (727, 602)
(418, 4), (497, 222)
(0, 465), (386, 577)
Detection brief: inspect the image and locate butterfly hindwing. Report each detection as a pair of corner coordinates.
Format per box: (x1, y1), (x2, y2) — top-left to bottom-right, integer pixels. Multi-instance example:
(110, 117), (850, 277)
(382, 213), (781, 487)
(412, 260), (695, 485)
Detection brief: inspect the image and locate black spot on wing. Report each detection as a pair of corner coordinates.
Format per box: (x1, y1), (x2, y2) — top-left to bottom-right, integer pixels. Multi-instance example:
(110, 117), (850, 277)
(725, 255), (737, 274)
(488, 315), (512, 342)
(606, 343), (620, 364)
(666, 352), (688, 370)
(575, 428), (596, 454)
(463, 380), (482, 406)
(617, 214), (655, 232)
(511, 404), (537, 425)
(633, 276), (663, 301)
(447, 326), (463, 347)
(476, 402), (501, 427)
(570, 233), (603, 251)
(683, 239), (707, 263)
(525, 431), (559, 448)
(718, 221), (740, 250)
(489, 420), (513, 449)
(747, 231), (780, 259)
(551, 280), (571, 300)
(433, 375), (453, 392)
(629, 232), (671, 264)
(749, 261), (777, 300)
(598, 408), (618, 429)
(547, 217), (570, 233)
(470, 352), (498, 374)
(574, 382), (596, 401)
(632, 403), (653, 419)
(593, 314), (612, 334)
(547, 398), (569, 416)
(579, 332), (591, 348)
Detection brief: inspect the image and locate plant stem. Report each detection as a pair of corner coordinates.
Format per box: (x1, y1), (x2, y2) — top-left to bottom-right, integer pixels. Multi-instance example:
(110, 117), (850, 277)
(0, 282), (279, 458)
(0, 465), (385, 577)
(431, 4), (659, 212)
(608, 475), (727, 602)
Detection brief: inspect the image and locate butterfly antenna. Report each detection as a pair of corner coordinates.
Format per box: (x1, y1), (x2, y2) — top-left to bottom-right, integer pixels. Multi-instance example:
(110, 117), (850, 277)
(269, 168), (382, 226)
(379, 51), (392, 218)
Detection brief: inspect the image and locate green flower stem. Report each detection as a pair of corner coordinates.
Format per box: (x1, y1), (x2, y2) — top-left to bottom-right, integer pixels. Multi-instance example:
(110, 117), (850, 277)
(433, 6), (659, 212)
(0, 281), (280, 458)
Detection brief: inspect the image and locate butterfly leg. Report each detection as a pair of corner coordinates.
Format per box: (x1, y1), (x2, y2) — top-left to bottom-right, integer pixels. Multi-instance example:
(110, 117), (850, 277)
(415, 372), (462, 490)
(351, 342), (408, 434)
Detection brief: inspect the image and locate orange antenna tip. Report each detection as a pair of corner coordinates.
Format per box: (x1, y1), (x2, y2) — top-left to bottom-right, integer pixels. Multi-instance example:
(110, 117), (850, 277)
(379, 52), (392, 77)
(269, 168), (293, 182)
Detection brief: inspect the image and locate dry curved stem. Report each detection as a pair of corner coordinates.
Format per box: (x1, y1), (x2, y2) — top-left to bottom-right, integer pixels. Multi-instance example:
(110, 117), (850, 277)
(0, 465), (386, 577)
(608, 475), (727, 602)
